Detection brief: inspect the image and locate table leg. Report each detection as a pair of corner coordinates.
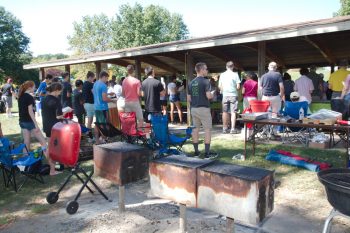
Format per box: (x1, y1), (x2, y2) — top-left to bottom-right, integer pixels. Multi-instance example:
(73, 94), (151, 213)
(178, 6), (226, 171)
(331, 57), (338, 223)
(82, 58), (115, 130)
(244, 124), (247, 160)
(253, 123), (256, 156)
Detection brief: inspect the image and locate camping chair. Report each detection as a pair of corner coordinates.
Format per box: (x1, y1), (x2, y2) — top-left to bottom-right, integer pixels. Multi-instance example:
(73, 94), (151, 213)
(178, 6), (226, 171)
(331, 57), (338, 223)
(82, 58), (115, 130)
(249, 100), (274, 141)
(119, 112), (149, 145)
(0, 137), (44, 192)
(150, 114), (192, 157)
(94, 122), (123, 143)
(281, 101), (311, 145)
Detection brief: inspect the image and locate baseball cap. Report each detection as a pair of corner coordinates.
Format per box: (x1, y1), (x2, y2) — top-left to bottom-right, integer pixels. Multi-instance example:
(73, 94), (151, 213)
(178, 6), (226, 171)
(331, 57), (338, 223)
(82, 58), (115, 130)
(290, 92), (300, 99)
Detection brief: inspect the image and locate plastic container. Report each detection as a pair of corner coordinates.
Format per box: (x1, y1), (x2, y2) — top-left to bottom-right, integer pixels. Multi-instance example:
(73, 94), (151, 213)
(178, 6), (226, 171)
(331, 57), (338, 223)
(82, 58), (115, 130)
(49, 121), (81, 166)
(249, 100), (270, 113)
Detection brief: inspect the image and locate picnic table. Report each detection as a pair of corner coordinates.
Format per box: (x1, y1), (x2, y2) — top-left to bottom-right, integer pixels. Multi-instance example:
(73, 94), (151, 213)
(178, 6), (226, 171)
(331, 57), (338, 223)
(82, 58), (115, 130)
(240, 118), (350, 167)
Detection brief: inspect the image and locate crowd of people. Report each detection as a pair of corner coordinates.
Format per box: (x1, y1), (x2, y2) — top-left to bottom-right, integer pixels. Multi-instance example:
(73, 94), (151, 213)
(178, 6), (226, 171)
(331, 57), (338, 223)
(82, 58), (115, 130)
(1, 58), (350, 161)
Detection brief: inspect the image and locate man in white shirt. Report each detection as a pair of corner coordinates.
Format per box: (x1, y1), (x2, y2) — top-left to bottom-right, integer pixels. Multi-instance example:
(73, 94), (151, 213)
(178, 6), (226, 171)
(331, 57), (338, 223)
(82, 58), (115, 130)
(219, 61), (241, 134)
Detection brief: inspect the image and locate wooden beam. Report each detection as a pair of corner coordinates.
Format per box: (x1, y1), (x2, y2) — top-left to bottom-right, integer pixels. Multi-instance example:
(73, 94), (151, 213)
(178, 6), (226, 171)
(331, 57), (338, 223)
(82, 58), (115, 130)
(157, 53), (185, 63)
(107, 59), (133, 67)
(135, 59), (141, 79)
(141, 56), (180, 74)
(304, 35), (336, 65)
(40, 68), (45, 81)
(65, 65), (70, 74)
(185, 51), (194, 126)
(241, 44), (285, 68)
(258, 41), (266, 100)
(95, 62), (101, 76)
(199, 48), (243, 70)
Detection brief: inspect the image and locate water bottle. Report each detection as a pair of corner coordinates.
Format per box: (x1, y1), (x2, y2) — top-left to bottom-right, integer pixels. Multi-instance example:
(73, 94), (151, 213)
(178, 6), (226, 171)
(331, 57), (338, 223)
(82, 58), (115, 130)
(299, 107), (304, 121)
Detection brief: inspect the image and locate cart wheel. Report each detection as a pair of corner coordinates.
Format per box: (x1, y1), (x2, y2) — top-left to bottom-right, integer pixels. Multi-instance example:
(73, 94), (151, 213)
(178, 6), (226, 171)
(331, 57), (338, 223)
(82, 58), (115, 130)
(66, 201), (79, 215)
(46, 192), (59, 204)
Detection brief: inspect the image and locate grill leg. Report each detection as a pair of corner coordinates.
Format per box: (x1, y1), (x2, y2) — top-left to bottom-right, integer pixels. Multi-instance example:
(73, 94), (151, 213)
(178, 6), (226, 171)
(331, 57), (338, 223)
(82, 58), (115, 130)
(179, 203), (187, 233)
(226, 217), (235, 233)
(322, 208), (337, 233)
(79, 169), (109, 201)
(119, 185), (125, 212)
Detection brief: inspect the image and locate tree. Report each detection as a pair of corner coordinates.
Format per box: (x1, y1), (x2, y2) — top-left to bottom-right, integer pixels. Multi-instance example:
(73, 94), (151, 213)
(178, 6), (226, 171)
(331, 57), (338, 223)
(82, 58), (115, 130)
(335, 0), (350, 16)
(111, 3), (188, 49)
(67, 14), (113, 54)
(0, 7), (36, 83)
(32, 53), (69, 63)
(68, 3), (189, 53)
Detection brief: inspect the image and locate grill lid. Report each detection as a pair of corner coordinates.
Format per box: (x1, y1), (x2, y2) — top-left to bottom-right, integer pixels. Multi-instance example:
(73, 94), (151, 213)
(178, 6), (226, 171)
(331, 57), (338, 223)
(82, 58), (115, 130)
(95, 142), (144, 152)
(200, 162), (273, 181)
(153, 155), (214, 168)
(318, 168), (350, 191)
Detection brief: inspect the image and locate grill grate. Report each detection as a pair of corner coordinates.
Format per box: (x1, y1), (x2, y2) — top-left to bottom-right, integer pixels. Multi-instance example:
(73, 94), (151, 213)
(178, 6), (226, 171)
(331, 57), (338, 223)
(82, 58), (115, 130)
(154, 155), (214, 168)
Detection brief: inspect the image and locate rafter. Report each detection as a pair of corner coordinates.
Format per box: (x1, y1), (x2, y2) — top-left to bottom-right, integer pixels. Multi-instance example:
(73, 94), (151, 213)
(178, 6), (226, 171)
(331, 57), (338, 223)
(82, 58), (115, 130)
(304, 36), (336, 65)
(241, 44), (286, 68)
(107, 59), (133, 67)
(198, 48), (243, 70)
(140, 56), (180, 74)
(156, 52), (185, 63)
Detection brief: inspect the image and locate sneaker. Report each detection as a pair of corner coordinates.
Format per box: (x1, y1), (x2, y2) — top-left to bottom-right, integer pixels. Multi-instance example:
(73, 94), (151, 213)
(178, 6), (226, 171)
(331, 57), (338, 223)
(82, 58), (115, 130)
(204, 152), (219, 159)
(222, 128), (229, 134)
(230, 129), (240, 134)
(192, 151), (201, 158)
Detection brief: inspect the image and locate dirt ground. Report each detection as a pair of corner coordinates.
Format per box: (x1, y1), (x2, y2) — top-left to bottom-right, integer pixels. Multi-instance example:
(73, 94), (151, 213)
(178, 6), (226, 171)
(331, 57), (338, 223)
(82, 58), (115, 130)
(1, 172), (350, 233)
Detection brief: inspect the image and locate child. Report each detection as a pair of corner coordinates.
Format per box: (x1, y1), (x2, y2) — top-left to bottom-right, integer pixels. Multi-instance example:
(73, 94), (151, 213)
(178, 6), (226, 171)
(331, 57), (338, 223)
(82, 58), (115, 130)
(41, 83), (65, 175)
(73, 80), (85, 125)
(242, 71), (258, 109)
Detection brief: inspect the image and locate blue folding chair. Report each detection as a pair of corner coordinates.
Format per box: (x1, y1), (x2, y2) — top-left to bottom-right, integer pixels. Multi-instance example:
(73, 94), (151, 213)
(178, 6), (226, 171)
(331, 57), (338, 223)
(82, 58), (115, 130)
(150, 114), (192, 157)
(281, 101), (310, 145)
(0, 137), (44, 192)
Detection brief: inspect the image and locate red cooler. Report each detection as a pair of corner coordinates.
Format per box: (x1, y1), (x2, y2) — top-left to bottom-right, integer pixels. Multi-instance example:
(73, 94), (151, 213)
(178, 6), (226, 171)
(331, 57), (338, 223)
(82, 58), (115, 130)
(49, 121), (81, 166)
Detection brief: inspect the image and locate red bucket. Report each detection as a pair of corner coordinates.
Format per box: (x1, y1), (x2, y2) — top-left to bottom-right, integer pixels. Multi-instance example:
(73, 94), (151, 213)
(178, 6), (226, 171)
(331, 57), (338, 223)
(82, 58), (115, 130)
(249, 100), (270, 112)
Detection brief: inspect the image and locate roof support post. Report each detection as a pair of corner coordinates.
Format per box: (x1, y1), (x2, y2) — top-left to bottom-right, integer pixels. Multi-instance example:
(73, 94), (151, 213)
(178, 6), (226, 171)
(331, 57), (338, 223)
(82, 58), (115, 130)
(39, 68), (45, 81)
(65, 65), (70, 74)
(185, 51), (194, 126)
(95, 62), (101, 77)
(258, 41), (266, 99)
(135, 59), (141, 80)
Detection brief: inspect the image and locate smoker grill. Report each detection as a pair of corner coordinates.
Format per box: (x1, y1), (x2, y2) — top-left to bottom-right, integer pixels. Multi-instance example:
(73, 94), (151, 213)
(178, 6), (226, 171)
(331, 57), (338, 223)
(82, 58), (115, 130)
(318, 168), (350, 233)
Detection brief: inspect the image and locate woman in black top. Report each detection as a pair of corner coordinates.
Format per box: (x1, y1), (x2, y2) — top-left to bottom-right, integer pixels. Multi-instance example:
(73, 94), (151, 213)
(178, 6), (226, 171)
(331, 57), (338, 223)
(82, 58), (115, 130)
(41, 83), (64, 175)
(18, 81), (57, 172)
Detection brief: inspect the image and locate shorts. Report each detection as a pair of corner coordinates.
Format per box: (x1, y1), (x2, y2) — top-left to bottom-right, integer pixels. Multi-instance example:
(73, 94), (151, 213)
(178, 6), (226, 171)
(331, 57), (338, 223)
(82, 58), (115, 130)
(191, 107), (212, 130)
(169, 94), (180, 103)
(2, 96), (12, 108)
(160, 100), (167, 106)
(84, 103), (95, 117)
(124, 101), (143, 121)
(222, 96), (238, 113)
(95, 110), (108, 124)
(19, 121), (36, 131)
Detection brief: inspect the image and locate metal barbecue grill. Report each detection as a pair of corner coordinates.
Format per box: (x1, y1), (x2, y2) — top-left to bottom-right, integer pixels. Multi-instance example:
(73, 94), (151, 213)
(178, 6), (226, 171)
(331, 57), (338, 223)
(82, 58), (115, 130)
(318, 168), (350, 233)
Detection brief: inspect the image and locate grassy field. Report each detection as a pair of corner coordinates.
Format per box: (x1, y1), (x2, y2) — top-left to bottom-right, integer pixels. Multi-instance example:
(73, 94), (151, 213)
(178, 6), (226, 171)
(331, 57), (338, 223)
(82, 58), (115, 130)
(0, 99), (347, 228)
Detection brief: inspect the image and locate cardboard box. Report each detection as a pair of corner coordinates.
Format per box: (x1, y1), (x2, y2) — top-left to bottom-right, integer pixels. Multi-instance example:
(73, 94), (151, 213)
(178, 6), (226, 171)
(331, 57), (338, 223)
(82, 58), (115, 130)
(308, 141), (329, 149)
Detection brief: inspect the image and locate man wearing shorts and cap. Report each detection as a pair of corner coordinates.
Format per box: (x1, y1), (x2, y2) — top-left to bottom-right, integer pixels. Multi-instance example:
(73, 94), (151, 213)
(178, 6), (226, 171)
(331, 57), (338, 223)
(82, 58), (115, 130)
(188, 62), (217, 159)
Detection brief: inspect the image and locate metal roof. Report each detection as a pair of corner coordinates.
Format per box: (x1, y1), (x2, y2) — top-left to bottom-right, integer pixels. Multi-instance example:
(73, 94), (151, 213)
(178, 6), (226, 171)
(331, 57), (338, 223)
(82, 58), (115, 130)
(24, 15), (350, 73)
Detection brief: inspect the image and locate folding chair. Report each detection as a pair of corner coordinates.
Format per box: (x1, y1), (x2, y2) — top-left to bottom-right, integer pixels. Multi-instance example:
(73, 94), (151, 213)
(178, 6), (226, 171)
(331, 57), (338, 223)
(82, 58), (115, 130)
(281, 101), (311, 145)
(95, 122), (123, 143)
(119, 112), (149, 145)
(0, 137), (44, 192)
(150, 114), (192, 157)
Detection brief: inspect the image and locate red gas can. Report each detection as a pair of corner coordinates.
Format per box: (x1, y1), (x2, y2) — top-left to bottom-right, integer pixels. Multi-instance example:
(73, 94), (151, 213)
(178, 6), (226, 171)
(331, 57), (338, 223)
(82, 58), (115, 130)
(49, 121), (81, 166)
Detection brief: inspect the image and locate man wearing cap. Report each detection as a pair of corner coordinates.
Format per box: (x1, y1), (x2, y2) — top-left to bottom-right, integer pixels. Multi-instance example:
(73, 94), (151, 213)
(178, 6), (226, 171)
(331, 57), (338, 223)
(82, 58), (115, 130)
(290, 92), (308, 103)
(1, 78), (15, 117)
(329, 59), (350, 98)
(260, 62), (285, 115)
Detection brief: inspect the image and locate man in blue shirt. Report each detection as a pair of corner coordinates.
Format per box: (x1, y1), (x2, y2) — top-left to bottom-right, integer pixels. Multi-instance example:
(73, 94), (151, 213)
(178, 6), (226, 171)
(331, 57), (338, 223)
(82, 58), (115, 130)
(93, 71), (116, 143)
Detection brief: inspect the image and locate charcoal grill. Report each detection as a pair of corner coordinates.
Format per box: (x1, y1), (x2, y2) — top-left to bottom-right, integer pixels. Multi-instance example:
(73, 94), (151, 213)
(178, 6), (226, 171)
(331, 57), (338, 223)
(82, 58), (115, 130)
(318, 168), (350, 233)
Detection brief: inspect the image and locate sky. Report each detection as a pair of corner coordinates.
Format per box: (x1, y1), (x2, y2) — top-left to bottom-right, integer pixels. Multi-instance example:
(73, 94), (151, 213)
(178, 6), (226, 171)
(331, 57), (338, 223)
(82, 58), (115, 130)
(1, 0), (341, 56)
